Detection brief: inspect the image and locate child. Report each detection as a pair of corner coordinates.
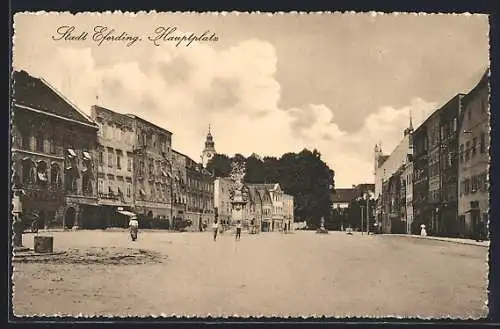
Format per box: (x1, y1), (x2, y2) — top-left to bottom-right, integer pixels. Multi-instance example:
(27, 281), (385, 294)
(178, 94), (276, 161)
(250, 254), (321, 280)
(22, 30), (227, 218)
(212, 220), (219, 241)
(235, 220), (242, 240)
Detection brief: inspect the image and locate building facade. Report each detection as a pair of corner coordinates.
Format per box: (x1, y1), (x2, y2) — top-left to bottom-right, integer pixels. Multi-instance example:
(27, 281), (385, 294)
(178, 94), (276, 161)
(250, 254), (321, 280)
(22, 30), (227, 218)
(426, 110), (441, 236)
(183, 152), (214, 230)
(129, 115), (173, 227)
(12, 70), (99, 230)
(282, 193), (294, 231)
(91, 105), (136, 228)
(458, 70), (489, 239)
(412, 120), (429, 233)
(401, 160), (414, 234)
(438, 94), (464, 236)
(214, 177), (235, 225)
(374, 118), (413, 227)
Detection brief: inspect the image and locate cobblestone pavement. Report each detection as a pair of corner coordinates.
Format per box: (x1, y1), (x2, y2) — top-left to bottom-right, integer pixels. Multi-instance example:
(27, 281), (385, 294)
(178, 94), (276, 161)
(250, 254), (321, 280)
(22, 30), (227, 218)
(12, 230), (489, 318)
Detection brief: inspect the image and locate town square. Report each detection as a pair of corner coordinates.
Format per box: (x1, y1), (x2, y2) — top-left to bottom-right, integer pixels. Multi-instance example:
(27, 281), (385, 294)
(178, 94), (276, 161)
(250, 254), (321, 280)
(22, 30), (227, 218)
(10, 12), (491, 319)
(13, 229), (488, 318)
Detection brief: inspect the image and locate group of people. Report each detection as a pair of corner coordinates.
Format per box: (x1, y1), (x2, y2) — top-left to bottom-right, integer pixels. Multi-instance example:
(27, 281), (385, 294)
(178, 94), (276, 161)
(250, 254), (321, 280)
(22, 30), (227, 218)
(212, 220), (242, 241)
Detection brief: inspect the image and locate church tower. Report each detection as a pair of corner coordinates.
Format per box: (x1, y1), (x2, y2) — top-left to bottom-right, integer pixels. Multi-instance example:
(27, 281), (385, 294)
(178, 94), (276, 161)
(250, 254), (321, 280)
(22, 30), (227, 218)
(201, 124), (217, 168)
(404, 109), (414, 148)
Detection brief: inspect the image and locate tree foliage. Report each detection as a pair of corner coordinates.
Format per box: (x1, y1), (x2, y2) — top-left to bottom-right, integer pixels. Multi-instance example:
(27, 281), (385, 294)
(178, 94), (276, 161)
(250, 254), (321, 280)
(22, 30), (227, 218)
(207, 148), (335, 228)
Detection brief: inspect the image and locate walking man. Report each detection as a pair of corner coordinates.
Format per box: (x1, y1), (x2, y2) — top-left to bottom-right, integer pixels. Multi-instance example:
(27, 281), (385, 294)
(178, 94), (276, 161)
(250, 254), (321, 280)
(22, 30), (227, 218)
(235, 220), (242, 240)
(212, 220), (219, 241)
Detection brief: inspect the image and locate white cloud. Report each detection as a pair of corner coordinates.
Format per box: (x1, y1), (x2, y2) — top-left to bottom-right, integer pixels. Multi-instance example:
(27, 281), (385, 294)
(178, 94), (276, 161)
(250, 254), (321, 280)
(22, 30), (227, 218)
(13, 38), (436, 188)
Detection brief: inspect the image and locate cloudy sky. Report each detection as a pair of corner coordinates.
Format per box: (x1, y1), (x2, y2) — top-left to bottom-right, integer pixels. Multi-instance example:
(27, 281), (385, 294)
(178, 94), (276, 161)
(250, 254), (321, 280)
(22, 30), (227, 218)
(13, 12), (489, 187)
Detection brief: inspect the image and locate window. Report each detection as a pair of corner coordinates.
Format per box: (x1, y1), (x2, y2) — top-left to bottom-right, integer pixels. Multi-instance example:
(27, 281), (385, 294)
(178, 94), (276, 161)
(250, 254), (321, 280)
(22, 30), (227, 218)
(49, 133), (57, 154)
(50, 163), (61, 188)
(465, 141), (470, 161)
(99, 150), (104, 166)
(459, 144), (464, 163)
(472, 138), (477, 157)
(21, 130), (31, 149)
(453, 118), (457, 132)
(35, 132), (44, 153)
(480, 132), (486, 153)
(127, 183), (131, 197)
(107, 148), (113, 168)
(116, 151), (122, 169)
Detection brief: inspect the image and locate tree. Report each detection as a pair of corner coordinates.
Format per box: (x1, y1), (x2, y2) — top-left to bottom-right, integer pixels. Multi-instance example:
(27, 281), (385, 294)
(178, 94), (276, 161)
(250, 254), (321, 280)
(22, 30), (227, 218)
(206, 154), (231, 178)
(244, 154), (265, 183)
(210, 148), (335, 229)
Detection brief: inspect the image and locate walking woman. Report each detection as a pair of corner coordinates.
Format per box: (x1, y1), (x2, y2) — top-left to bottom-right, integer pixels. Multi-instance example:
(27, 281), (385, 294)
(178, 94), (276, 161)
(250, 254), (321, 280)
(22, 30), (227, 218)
(212, 220), (219, 241)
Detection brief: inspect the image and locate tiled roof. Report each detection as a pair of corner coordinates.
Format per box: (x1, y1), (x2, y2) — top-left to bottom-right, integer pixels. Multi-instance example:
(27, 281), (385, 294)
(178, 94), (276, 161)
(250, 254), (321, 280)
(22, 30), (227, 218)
(332, 188), (357, 203)
(13, 70), (95, 126)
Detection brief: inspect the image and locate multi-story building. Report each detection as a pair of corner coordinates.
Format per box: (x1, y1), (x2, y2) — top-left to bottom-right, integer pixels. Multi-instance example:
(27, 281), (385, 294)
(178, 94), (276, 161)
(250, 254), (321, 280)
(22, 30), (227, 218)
(12, 70), (99, 230)
(374, 118), (413, 227)
(426, 110), (442, 235)
(129, 115), (173, 227)
(282, 193), (294, 231)
(458, 70), (489, 239)
(438, 94), (464, 236)
(171, 149), (188, 226)
(214, 177), (235, 225)
(91, 105), (136, 228)
(183, 152), (214, 230)
(401, 160), (414, 234)
(412, 119), (429, 233)
(381, 167), (405, 234)
(248, 186), (263, 232)
(248, 183), (285, 231)
(253, 185), (273, 232)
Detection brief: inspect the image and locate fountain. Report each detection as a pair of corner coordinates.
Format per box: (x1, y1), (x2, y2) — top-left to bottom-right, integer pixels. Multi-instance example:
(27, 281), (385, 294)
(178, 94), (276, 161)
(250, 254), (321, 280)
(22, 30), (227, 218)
(229, 160), (249, 228)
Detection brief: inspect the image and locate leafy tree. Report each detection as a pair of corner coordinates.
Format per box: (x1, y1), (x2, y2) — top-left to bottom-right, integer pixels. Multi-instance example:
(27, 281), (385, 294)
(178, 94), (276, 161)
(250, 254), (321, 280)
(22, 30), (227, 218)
(212, 148), (335, 229)
(206, 154), (231, 178)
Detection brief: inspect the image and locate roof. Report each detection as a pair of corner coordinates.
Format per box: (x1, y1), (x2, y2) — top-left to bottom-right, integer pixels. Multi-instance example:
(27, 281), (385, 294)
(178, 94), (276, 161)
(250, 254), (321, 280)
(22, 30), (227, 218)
(13, 70), (96, 127)
(125, 113), (172, 135)
(332, 188), (357, 203)
(462, 69), (489, 105)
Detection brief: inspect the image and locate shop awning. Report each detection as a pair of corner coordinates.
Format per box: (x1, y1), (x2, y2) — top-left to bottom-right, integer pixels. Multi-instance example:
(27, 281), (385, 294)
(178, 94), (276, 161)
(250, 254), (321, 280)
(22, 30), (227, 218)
(162, 170), (171, 178)
(117, 210), (137, 217)
(67, 149), (77, 157)
(83, 151), (92, 160)
(140, 189), (146, 196)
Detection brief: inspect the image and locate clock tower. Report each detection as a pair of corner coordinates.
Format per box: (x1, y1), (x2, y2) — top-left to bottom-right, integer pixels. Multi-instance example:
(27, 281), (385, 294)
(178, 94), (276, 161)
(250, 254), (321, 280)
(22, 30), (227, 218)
(201, 124), (216, 168)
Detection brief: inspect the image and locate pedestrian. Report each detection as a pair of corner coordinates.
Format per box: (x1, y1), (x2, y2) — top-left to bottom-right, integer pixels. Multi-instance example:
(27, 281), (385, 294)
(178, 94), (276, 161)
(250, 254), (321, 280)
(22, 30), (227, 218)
(235, 220), (242, 240)
(212, 220), (219, 241)
(129, 216), (139, 241)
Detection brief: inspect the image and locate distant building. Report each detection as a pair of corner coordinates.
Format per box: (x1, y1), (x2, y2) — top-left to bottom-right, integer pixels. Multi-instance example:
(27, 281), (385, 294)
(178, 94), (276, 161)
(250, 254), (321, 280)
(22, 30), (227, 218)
(401, 160), (414, 234)
(331, 188), (357, 210)
(91, 105), (136, 228)
(374, 117), (413, 227)
(214, 177), (235, 225)
(282, 193), (294, 230)
(128, 114), (173, 227)
(201, 125), (216, 168)
(458, 70), (489, 239)
(438, 94), (464, 236)
(12, 70), (99, 230)
(182, 151), (214, 230)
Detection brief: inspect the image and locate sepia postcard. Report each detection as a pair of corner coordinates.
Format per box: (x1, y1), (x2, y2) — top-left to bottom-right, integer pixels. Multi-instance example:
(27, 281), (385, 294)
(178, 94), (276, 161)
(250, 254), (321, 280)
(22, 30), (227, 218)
(10, 11), (490, 319)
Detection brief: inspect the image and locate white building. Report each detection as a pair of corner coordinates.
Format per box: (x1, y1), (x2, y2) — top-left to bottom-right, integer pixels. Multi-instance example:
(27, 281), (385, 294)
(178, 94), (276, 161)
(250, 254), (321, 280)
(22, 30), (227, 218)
(214, 177), (235, 225)
(401, 161), (414, 234)
(283, 193), (294, 231)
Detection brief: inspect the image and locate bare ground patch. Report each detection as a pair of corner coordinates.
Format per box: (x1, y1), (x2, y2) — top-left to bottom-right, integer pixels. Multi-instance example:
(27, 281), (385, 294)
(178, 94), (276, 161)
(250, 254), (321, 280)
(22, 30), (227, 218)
(12, 247), (167, 265)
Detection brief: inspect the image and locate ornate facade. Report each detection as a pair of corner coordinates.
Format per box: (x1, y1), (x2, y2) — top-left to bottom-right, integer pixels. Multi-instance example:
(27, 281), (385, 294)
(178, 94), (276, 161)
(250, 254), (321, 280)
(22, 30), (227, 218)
(12, 70), (99, 230)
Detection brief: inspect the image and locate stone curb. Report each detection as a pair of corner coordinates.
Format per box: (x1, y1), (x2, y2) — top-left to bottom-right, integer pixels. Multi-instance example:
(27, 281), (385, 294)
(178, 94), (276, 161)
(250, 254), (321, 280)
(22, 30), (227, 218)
(386, 234), (489, 247)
